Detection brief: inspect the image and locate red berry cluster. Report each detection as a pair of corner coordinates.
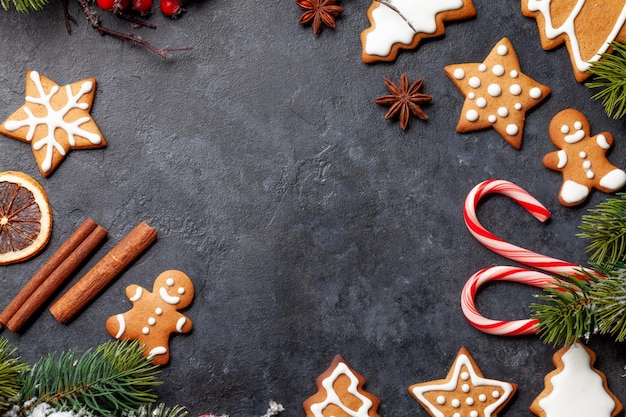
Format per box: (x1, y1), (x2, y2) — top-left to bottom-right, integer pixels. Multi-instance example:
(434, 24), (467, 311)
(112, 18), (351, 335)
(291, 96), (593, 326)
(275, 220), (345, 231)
(96, 0), (182, 17)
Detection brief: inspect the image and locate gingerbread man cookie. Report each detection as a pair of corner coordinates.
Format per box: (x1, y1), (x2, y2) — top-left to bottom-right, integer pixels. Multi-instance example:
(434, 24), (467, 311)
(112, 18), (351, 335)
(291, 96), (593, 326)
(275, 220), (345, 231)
(106, 270), (194, 365)
(543, 109), (626, 206)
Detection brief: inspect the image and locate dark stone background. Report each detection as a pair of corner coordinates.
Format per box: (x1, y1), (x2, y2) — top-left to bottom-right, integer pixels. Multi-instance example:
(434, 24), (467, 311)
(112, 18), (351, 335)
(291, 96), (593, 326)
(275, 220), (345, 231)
(0, 1), (625, 416)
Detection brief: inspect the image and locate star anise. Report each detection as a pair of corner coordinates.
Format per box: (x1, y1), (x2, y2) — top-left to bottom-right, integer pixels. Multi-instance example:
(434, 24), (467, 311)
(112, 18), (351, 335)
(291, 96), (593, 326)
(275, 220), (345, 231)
(296, 0), (344, 34)
(374, 73), (433, 130)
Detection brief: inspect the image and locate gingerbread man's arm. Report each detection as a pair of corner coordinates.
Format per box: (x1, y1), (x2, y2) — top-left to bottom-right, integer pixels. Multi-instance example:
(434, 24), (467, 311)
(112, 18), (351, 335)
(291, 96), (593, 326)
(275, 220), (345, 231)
(125, 284), (146, 304)
(543, 150), (566, 172)
(174, 313), (193, 334)
(595, 132), (613, 151)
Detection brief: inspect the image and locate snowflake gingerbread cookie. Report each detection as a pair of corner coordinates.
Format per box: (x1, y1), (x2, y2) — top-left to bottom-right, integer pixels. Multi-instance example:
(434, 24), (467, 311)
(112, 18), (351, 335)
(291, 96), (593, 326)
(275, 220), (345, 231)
(530, 342), (622, 417)
(105, 270), (194, 365)
(409, 347), (517, 417)
(522, 0), (626, 82)
(0, 71), (106, 177)
(303, 354), (380, 417)
(360, 0), (476, 63)
(543, 109), (626, 206)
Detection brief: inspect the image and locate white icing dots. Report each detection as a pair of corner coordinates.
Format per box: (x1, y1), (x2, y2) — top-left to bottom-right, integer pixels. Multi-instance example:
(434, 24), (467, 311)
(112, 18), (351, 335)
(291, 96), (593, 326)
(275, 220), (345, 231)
(155, 307), (163, 315)
(466, 397), (474, 406)
(478, 64), (487, 72)
(178, 287), (186, 295)
(497, 44), (508, 55)
(488, 115), (497, 123)
(466, 109), (479, 122)
(509, 84), (522, 95)
(497, 107), (508, 117)
(476, 97), (487, 108)
(579, 151), (587, 158)
(479, 394), (487, 402)
(487, 84), (502, 97)
(492, 64), (505, 76)
(166, 277), (175, 286)
(469, 77), (481, 88)
(462, 383), (470, 393)
(514, 103), (522, 110)
(574, 121), (583, 130)
(561, 124), (570, 134)
(436, 396), (446, 405)
(510, 70), (518, 78)
(454, 68), (465, 80)
(529, 87), (542, 99)
(468, 92), (475, 99)
(453, 414), (461, 417)
(506, 124), (519, 136)
(470, 411), (479, 417)
(142, 326), (150, 335)
(148, 317), (156, 325)
(461, 371), (469, 380)
(451, 399), (461, 408)
(492, 390), (500, 398)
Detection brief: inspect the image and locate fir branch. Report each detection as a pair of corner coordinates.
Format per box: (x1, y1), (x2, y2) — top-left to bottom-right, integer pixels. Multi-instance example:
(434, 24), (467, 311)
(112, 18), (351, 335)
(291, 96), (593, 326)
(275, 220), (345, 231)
(588, 269), (626, 341)
(16, 340), (162, 417)
(0, 0), (47, 13)
(0, 339), (29, 413)
(531, 273), (596, 347)
(577, 193), (626, 270)
(586, 41), (626, 119)
(125, 403), (189, 417)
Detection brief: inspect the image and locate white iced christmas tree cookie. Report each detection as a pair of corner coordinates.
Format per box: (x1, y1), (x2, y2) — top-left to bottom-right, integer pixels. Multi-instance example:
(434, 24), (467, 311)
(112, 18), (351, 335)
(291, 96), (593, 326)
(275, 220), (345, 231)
(530, 342), (622, 417)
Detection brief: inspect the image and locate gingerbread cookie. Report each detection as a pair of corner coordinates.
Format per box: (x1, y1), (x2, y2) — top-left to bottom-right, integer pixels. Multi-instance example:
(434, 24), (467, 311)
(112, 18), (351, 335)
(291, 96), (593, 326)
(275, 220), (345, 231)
(543, 109), (626, 206)
(360, 0), (476, 63)
(105, 270), (194, 365)
(444, 38), (550, 149)
(522, 1), (626, 82)
(0, 70), (106, 178)
(531, 342), (622, 417)
(303, 354), (380, 417)
(409, 347), (517, 417)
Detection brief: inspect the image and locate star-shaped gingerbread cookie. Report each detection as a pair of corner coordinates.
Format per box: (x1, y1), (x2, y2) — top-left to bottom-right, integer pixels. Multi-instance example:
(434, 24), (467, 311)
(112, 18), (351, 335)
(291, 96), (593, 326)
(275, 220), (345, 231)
(444, 37), (550, 149)
(0, 70), (106, 177)
(409, 347), (517, 417)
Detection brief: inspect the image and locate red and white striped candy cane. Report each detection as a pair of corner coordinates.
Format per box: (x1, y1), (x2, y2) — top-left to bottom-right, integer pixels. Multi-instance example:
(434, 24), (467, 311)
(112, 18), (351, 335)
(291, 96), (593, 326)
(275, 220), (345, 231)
(461, 179), (594, 336)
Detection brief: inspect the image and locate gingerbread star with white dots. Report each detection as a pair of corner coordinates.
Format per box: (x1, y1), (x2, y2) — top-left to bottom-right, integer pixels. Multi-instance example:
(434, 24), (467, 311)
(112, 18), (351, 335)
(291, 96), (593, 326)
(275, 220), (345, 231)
(409, 347), (517, 417)
(444, 37), (550, 149)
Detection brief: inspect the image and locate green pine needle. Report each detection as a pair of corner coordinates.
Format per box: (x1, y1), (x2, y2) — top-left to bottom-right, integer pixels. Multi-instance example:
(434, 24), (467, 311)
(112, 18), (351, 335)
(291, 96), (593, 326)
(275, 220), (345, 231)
(577, 193), (626, 270)
(531, 272), (597, 347)
(0, 0), (48, 13)
(126, 403), (189, 417)
(0, 339), (29, 413)
(17, 340), (162, 416)
(586, 41), (626, 119)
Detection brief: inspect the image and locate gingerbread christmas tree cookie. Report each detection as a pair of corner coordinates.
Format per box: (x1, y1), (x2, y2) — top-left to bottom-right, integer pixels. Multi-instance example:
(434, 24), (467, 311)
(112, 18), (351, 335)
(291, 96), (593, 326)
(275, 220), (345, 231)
(531, 342), (622, 417)
(409, 347), (517, 417)
(444, 37), (550, 149)
(303, 354), (380, 417)
(0, 71), (106, 177)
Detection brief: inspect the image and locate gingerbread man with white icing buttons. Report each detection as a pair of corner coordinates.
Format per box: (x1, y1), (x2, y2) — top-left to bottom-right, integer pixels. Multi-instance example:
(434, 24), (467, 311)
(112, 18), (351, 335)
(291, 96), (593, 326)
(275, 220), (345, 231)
(105, 270), (194, 365)
(543, 109), (626, 206)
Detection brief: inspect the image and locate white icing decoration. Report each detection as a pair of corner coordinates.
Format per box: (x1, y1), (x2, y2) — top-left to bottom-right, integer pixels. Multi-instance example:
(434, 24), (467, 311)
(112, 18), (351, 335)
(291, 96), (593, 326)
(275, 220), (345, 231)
(436, 396), (446, 405)
(497, 44), (508, 55)
(492, 64), (505, 76)
(487, 84), (502, 97)
(537, 343), (618, 417)
(557, 150), (568, 169)
(451, 399), (460, 408)
(176, 317), (187, 332)
(529, 87), (542, 99)
(476, 97), (487, 108)
(129, 287), (143, 302)
(166, 277), (175, 286)
(579, 151), (587, 158)
(469, 77), (481, 88)
(470, 411), (478, 417)
(479, 64), (487, 72)
(468, 92), (475, 99)
(586, 170), (595, 179)
(462, 384), (470, 392)
(574, 121), (583, 130)
(596, 134), (610, 149)
(561, 124), (570, 134)
(364, 0), (465, 57)
(142, 326), (150, 335)
(155, 307), (163, 315)
(454, 68), (465, 79)
(3, 71), (102, 173)
(178, 287), (185, 295)
(453, 414), (461, 417)
(410, 353), (514, 417)
(526, 0), (626, 72)
(159, 287), (181, 305)
(506, 124), (519, 136)
(466, 110), (479, 122)
(497, 107), (508, 117)
(147, 346), (167, 361)
(488, 115), (497, 123)
(148, 317), (156, 325)
(114, 314), (126, 339)
(466, 397), (474, 405)
(479, 394), (487, 402)
(510, 70), (518, 78)
(600, 169), (626, 191)
(309, 361), (375, 417)
(509, 84), (521, 95)
(560, 180), (589, 204)
(582, 160), (591, 169)
(514, 103), (522, 110)
(492, 391), (500, 399)
(564, 127), (585, 144)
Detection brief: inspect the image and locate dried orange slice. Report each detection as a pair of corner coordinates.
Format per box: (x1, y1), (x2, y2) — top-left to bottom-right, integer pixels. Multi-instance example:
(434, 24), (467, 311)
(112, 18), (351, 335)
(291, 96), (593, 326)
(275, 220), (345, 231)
(0, 171), (52, 265)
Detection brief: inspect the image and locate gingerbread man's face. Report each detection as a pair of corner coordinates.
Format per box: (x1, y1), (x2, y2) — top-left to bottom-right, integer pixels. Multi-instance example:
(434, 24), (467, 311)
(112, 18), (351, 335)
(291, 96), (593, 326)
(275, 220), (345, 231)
(153, 270), (195, 309)
(548, 109), (591, 147)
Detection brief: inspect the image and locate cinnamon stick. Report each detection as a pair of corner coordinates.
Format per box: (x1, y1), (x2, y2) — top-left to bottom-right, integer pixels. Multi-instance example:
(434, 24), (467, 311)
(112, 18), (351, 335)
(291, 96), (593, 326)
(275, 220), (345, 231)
(49, 221), (157, 324)
(0, 218), (104, 328)
(5, 224), (108, 332)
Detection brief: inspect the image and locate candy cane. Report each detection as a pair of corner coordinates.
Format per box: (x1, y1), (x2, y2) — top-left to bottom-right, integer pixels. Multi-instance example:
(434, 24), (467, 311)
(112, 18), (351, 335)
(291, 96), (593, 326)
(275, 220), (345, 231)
(461, 179), (594, 336)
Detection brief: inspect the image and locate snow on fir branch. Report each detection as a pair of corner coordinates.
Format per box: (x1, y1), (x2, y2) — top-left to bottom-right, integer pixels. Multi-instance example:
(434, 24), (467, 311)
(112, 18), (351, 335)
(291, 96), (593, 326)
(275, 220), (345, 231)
(586, 41), (626, 119)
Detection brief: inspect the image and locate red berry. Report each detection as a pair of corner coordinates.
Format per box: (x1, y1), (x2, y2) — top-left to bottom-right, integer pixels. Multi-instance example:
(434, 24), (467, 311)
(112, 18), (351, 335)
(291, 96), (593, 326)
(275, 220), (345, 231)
(132, 0), (152, 13)
(160, 0), (182, 17)
(97, 0), (128, 11)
